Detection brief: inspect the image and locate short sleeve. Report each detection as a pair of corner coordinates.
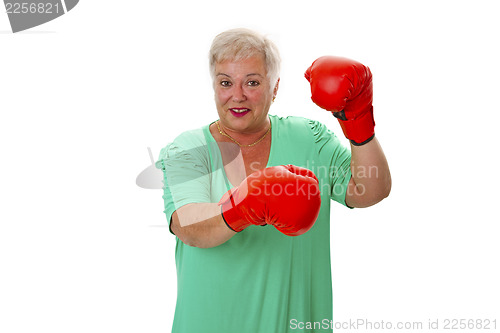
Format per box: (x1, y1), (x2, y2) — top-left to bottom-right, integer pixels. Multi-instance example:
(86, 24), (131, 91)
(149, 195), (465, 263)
(308, 119), (353, 207)
(155, 130), (212, 232)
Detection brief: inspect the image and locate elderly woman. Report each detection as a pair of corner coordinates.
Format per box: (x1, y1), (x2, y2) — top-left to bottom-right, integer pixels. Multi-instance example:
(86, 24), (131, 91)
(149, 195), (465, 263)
(157, 28), (391, 333)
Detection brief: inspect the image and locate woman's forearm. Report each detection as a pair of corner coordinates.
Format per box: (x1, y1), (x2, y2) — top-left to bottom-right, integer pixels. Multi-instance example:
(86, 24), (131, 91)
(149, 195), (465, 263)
(346, 137), (392, 208)
(171, 203), (236, 248)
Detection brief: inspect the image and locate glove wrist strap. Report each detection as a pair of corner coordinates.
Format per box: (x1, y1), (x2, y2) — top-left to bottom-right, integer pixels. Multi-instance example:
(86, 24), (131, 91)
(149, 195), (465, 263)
(219, 193), (249, 232)
(337, 106), (375, 145)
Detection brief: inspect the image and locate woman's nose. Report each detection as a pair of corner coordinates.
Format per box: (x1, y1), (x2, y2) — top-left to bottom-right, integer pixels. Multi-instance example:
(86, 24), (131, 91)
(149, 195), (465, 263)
(232, 85), (246, 102)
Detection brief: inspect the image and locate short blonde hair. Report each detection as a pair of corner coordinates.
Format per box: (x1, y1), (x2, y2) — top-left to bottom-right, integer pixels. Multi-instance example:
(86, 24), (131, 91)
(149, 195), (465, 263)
(209, 28), (281, 91)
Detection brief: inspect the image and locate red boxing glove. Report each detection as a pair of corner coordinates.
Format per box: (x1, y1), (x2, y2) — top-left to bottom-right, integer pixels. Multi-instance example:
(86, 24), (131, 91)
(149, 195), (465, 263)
(305, 56), (375, 145)
(219, 165), (321, 236)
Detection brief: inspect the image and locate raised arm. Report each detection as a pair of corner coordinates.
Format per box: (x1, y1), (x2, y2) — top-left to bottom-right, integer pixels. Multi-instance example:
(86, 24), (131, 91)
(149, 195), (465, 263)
(305, 55), (391, 207)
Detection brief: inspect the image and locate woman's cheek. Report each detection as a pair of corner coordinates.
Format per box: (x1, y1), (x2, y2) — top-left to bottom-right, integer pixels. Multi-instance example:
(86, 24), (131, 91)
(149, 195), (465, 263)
(215, 89), (231, 105)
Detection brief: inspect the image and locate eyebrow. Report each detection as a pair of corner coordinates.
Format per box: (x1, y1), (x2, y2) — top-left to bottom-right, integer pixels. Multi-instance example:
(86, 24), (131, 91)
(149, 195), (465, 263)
(216, 73), (264, 78)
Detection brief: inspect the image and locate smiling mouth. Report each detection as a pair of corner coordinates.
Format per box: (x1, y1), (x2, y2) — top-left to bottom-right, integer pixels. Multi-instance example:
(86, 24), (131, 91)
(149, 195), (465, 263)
(230, 108), (250, 113)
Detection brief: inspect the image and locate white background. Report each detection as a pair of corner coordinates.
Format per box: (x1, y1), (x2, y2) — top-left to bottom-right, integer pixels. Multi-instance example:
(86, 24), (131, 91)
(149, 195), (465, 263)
(1, 0), (499, 332)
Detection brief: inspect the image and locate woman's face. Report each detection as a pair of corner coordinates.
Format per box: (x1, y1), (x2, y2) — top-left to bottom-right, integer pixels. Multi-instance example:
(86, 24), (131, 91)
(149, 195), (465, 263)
(214, 55), (277, 134)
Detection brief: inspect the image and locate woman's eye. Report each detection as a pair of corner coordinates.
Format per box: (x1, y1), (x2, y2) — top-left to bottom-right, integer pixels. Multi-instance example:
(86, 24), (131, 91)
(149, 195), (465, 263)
(220, 80), (231, 87)
(247, 80), (260, 87)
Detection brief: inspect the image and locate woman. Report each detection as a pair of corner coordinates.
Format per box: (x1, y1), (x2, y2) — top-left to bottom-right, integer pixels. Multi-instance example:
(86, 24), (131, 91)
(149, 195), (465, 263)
(157, 28), (391, 333)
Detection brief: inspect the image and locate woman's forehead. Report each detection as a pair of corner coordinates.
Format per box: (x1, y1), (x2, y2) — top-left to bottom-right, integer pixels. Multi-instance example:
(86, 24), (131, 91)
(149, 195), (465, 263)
(215, 56), (267, 76)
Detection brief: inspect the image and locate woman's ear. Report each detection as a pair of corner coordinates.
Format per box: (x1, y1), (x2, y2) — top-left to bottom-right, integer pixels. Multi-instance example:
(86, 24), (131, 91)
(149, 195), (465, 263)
(273, 78), (280, 98)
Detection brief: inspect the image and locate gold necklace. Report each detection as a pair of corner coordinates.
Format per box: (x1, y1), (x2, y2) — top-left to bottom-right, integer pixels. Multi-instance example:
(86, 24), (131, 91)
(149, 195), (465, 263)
(215, 120), (271, 147)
